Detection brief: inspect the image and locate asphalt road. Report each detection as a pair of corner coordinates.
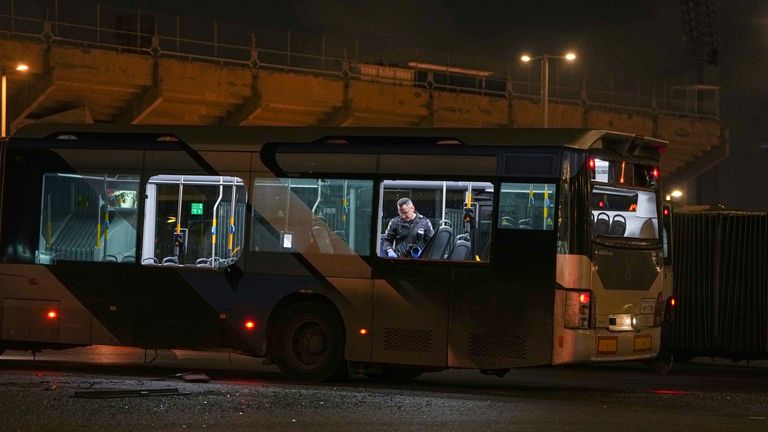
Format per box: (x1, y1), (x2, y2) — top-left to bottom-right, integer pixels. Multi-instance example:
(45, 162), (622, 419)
(1, 347), (767, 431)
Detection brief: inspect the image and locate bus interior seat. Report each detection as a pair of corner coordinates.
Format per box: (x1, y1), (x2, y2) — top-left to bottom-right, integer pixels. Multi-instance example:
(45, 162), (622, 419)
(638, 218), (657, 239)
(608, 214), (627, 236)
(593, 212), (610, 235)
(517, 218), (533, 229)
(500, 217), (516, 228)
(121, 255), (136, 263)
(142, 257), (158, 265)
(422, 221), (453, 259)
(104, 254), (118, 263)
(449, 234), (471, 261)
(196, 257), (212, 267)
(162, 256), (180, 265)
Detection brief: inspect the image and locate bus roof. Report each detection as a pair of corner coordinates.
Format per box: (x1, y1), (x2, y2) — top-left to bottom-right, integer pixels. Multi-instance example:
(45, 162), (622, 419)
(12, 125), (667, 155)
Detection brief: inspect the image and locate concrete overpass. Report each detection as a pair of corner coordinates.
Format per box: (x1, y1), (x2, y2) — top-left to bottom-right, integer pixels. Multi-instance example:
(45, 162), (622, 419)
(0, 11), (724, 188)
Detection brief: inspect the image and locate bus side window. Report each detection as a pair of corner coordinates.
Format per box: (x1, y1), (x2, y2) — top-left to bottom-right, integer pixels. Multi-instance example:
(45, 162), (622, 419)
(141, 175), (247, 268)
(37, 173), (140, 264)
(250, 178), (372, 257)
(498, 182), (556, 231)
(378, 180), (494, 262)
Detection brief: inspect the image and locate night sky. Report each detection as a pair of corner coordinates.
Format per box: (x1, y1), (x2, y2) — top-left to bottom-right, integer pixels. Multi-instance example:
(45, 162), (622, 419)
(24, 0), (768, 211)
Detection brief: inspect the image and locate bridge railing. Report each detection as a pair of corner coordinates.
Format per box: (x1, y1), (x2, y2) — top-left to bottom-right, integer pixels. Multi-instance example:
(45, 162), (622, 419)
(0, 0), (718, 119)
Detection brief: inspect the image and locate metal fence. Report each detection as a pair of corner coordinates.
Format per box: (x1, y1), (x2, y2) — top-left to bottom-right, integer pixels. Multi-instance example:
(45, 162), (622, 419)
(0, 0), (719, 119)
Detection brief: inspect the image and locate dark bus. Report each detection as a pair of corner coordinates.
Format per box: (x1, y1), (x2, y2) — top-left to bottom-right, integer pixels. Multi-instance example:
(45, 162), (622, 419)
(0, 126), (667, 381)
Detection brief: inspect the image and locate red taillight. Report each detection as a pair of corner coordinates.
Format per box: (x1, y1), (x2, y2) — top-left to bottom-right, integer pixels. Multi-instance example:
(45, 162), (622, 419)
(652, 167), (659, 178)
(244, 320), (256, 330)
(588, 158), (595, 170)
(598, 201), (605, 208)
(579, 293), (590, 304)
(47, 310), (58, 319)
(663, 208), (670, 216)
(565, 291), (591, 329)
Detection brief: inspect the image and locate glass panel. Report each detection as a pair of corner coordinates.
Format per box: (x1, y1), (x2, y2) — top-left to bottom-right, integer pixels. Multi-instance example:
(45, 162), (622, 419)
(250, 178), (373, 256)
(591, 185), (658, 240)
(634, 164), (660, 188)
(37, 173), (140, 264)
(498, 182), (556, 231)
(142, 175), (247, 267)
(592, 158), (613, 183)
(378, 180), (494, 262)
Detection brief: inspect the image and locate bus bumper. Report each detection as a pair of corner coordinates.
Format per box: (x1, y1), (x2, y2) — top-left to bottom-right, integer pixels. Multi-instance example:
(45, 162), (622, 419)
(552, 326), (661, 365)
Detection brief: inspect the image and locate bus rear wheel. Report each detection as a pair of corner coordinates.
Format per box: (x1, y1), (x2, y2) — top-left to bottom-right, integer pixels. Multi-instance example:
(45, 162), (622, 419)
(272, 302), (348, 382)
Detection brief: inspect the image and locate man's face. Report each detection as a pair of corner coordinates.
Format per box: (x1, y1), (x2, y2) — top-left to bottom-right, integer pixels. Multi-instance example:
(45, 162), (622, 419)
(398, 202), (415, 219)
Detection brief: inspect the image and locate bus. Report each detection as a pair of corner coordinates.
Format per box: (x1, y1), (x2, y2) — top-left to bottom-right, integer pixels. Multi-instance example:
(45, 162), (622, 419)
(0, 126), (668, 381)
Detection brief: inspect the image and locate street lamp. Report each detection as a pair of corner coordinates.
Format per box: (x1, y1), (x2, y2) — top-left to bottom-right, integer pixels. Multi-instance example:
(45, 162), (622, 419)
(520, 52), (576, 127)
(666, 190), (683, 202)
(2, 63), (30, 138)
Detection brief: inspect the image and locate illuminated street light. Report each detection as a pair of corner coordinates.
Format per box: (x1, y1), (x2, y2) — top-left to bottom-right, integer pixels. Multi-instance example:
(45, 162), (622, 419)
(670, 190), (683, 198)
(1, 63), (30, 137)
(520, 52), (577, 127)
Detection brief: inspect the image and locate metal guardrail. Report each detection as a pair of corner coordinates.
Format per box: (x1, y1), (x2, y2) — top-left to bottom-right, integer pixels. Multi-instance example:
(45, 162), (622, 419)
(0, 0), (719, 119)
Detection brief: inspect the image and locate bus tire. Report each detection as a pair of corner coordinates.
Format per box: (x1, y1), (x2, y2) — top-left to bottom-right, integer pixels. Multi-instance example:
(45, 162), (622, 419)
(271, 301), (348, 382)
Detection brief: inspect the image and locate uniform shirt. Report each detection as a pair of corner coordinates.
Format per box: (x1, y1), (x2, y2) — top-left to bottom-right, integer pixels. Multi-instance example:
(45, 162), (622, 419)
(380, 213), (434, 257)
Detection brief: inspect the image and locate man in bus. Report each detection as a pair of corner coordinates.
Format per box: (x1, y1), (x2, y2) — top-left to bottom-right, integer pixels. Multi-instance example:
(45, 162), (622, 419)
(381, 198), (434, 258)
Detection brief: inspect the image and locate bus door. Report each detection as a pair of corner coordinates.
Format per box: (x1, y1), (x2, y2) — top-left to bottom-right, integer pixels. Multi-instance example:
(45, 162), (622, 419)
(134, 144), (249, 349)
(373, 180), (493, 368)
(451, 180), (559, 369)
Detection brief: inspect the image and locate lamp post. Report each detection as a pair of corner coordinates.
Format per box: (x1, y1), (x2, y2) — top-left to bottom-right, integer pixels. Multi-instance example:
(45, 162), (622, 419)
(521, 52), (576, 127)
(1, 63), (30, 138)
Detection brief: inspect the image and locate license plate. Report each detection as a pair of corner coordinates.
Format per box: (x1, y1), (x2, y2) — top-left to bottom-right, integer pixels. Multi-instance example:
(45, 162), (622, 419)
(634, 335), (652, 352)
(597, 336), (618, 354)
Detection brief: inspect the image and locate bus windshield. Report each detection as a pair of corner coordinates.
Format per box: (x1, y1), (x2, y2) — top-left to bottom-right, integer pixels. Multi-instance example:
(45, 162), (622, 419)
(590, 158), (659, 240)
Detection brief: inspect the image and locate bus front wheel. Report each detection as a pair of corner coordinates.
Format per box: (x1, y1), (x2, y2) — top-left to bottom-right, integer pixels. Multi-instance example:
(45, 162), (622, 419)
(272, 302), (348, 382)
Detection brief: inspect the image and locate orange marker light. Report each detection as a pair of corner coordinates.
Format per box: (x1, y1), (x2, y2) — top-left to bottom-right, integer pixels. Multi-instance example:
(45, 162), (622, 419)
(670, 298), (676, 307)
(244, 320), (256, 330)
(359, 328), (368, 335)
(47, 310), (58, 319)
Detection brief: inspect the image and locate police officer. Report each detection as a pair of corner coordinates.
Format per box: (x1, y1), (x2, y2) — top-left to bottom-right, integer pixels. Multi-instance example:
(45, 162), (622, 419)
(381, 198), (434, 258)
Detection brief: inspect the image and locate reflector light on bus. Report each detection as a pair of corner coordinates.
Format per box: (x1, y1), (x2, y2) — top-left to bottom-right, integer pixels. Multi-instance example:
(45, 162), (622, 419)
(244, 320), (256, 330)
(47, 310), (58, 319)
